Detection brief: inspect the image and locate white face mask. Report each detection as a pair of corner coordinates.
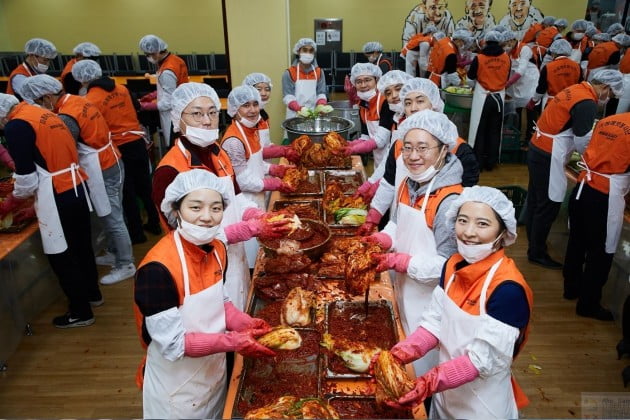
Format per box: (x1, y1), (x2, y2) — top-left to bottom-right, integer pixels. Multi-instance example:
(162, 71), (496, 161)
(407, 146), (445, 183)
(299, 53), (314, 65)
(147, 56), (158, 64)
(36, 63), (48, 74)
(456, 233), (503, 264)
(367, 55), (377, 63)
(177, 218), (221, 246)
(598, 88), (610, 106)
(572, 32), (585, 40)
(238, 113), (261, 128)
(185, 125), (219, 147)
(357, 89), (377, 101)
(78, 86), (87, 96)
(389, 102), (404, 114)
(504, 46), (513, 53)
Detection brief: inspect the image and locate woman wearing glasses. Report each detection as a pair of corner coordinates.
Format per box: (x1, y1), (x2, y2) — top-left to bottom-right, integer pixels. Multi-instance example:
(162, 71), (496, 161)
(367, 110), (463, 378)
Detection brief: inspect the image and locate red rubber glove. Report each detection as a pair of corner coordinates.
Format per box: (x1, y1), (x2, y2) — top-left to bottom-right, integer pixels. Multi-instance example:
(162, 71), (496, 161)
(398, 355), (480, 407)
(13, 206), (36, 223)
(140, 101), (158, 111)
(355, 180), (380, 202)
(390, 326), (439, 364)
(316, 98), (327, 106)
(184, 331), (276, 358)
(268, 164), (293, 178)
(140, 91), (158, 102)
(242, 207), (265, 221)
(263, 177), (295, 193)
(263, 144), (300, 163)
(372, 252), (412, 273)
(526, 98), (537, 111)
(357, 208), (383, 236)
(224, 301), (272, 336)
(288, 101), (301, 112)
(506, 72), (522, 88)
(343, 138), (378, 156)
(0, 193), (26, 218)
(224, 218), (292, 243)
(362, 232), (393, 250)
(0, 145), (15, 171)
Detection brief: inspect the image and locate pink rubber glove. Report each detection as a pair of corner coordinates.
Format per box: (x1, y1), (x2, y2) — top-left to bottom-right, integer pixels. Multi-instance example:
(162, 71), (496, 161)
(224, 218), (292, 243)
(390, 326), (439, 364)
(397, 355), (479, 407)
(268, 164), (293, 178)
(288, 101), (301, 112)
(140, 91), (158, 102)
(362, 232), (393, 250)
(372, 252), (412, 273)
(263, 177), (295, 193)
(506, 72), (522, 88)
(355, 180), (380, 202)
(0, 194), (26, 218)
(263, 145), (301, 163)
(357, 208), (383, 236)
(0, 145), (15, 171)
(316, 98), (327, 106)
(242, 207), (265, 221)
(343, 138), (378, 156)
(457, 56), (474, 67)
(184, 331), (276, 358)
(526, 98), (537, 111)
(13, 206), (36, 223)
(140, 101), (158, 111)
(224, 301), (272, 336)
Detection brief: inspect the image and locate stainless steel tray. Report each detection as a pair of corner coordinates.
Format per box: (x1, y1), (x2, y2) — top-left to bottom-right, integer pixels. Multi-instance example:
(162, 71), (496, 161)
(323, 170), (365, 195)
(282, 170), (324, 196)
(272, 199), (324, 221)
(247, 293), (316, 328)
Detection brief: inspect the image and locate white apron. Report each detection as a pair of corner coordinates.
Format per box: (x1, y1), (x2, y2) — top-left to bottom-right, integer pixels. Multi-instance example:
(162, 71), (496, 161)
(405, 50), (420, 76)
(259, 126), (271, 148)
(156, 70), (173, 147)
(364, 92), (386, 168)
(394, 177), (440, 377)
(432, 258), (518, 419)
(34, 163), (92, 255)
(143, 231), (227, 419)
(535, 125), (576, 202)
(508, 62), (538, 109)
(76, 140), (115, 217)
(468, 83), (505, 148)
(392, 153), (410, 216)
(235, 120), (266, 268)
(576, 160), (630, 253)
(569, 48), (582, 63)
(616, 73), (630, 114)
(285, 65), (317, 120)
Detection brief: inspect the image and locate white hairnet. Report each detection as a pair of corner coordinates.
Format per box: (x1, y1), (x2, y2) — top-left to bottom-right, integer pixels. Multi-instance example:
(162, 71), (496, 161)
(613, 33), (630, 47)
(592, 32), (611, 42)
(242, 72), (272, 89)
(396, 109), (457, 149)
(399, 78), (444, 112)
(139, 34), (168, 54)
(71, 59), (102, 83)
(484, 31), (503, 43)
(542, 16), (556, 26)
(424, 25), (438, 35)
(452, 29), (472, 41)
(170, 82), (221, 132)
(589, 69), (625, 96)
(293, 38), (316, 54)
(377, 70), (412, 92)
(362, 41), (383, 53)
(445, 186), (518, 247)
(350, 63), (382, 85)
(0, 94), (19, 119)
(433, 32), (447, 41)
(502, 31), (518, 42)
(607, 22), (625, 35)
(72, 42), (101, 57)
(161, 169), (229, 228)
(227, 85), (260, 118)
(585, 25), (599, 38)
(549, 39), (572, 56)
(554, 18), (568, 28)
(19, 74), (63, 104)
(493, 25), (508, 33)
(571, 19), (588, 32)
(24, 38), (57, 59)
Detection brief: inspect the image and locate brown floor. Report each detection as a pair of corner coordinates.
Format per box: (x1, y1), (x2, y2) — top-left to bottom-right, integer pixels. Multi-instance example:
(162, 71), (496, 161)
(0, 162), (627, 418)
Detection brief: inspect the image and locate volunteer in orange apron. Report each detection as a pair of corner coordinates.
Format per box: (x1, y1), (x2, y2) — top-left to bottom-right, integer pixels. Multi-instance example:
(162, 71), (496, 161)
(281, 38), (328, 120)
(73, 59), (161, 243)
(20, 75), (135, 286)
(401, 25), (437, 77)
(60, 42), (101, 95)
(383, 186), (533, 418)
(586, 33), (629, 75)
(525, 69), (624, 269)
(152, 82), (291, 311)
(6, 38), (57, 101)
(566, 20), (589, 62)
(563, 113), (630, 321)
(362, 41), (393, 74)
(139, 34), (189, 147)
(221, 85), (295, 267)
(467, 30), (511, 172)
(427, 29), (472, 88)
(0, 94), (100, 328)
(134, 169), (274, 419)
(367, 110), (463, 378)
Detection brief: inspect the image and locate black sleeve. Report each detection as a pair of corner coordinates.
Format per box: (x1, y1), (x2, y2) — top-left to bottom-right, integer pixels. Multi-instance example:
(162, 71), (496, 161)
(486, 281), (530, 357)
(608, 50), (621, 66)
(62, 73), (82, 95)
(467, 57), (478, 80)
(378, 101), (395, 129)
(4, 119), (38, 175)
(455, 143), (480, 187)
(536, 65), (549, 95)
(383, 141), (398, 185)
(134, 261), (180, 317)
(569, 99), (598, 136)
(58, 114), (81, 142)
(445, 53), (458, 74)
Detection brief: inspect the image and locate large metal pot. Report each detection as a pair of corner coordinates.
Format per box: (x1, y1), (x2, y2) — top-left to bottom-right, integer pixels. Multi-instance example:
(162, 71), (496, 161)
(282, 116), (354, 144)
(328, 100), (361, 139)
(441, 89), (473, 109)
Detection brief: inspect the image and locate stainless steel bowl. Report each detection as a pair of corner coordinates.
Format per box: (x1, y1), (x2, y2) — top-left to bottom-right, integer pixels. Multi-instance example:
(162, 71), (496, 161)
(282, 116), (354, 143)
(328, 100), (360, 138)
(441, 89), (474, 109)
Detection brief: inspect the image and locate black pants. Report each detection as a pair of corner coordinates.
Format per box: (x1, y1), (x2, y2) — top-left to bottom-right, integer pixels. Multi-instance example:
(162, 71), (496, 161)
(563, 184), (613, 308)
(473, 94), (503, 170)
(525, 146), (561, 259)
(47, 190), (99, 318)
(515, 106), (537, 144)
(119, 138), (160, 241)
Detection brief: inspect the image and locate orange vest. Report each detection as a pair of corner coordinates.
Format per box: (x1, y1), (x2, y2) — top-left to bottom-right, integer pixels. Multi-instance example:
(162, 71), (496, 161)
(578, 113), (630, 194)
(397, 180), (463, 229)
(620, 52), (630, 74)
(536, 26), (559, 48)
(511, 42), (540, 67)
(360, 92), (385, 126)
(428, 38), (457, 86)
(587, 41), (619, 69)
(288, 65), (321, 82)
(158, 54), (189, 86)
(8, 102), (88, 194)
(530, 44), (547, 68)
(530, 82), (597, 154)
(406, 34), (433, 52)
(6, 63), (34, 96)
(522, 22), (543, 44)
(60, 58), (77, 82)
(133, 233), (227, 387)
(580, 36), (593, 53)
(85, 84), (144, 147)
(221, 121), (261, 160)
(55, 94), (120, 171)
(545, 57), (582, 96)
(443, 249), (533, 409)
(476, 53), (511, 92)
